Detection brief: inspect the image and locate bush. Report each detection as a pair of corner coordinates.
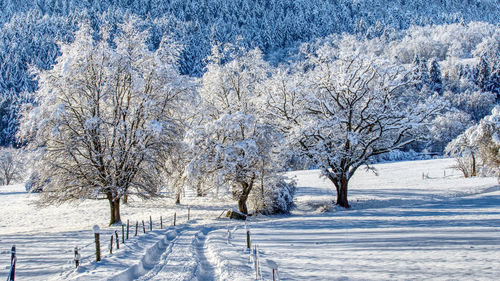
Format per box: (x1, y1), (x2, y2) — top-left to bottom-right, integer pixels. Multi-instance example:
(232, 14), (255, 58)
(250, 177), (296, 215)
(267, 179), (296, 214)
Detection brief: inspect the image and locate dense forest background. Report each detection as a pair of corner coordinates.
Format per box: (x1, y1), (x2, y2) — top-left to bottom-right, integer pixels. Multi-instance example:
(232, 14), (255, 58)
(1, 0), (499, 148)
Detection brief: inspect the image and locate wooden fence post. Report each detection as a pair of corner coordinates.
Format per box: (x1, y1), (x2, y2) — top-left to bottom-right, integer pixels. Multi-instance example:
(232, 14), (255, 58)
(93, 225), (101, 262)
(135, 221), (138, 236)
(246, 230), (251, 249)
(74, 246), (80, 268)
(115, 230), (120, 249)
(126, 219), (130, 240)
(110, 235), (113, 254)
(254, 245), (258, 279)
(10, 245), (16, 281)
(188, 207), (190, 221)
(160, 216), (163, 229)
(173, 212), (176, 226)
(150, 215), (153, 231)
(142, 220), (146, 233)
(121, 224), (125, 244)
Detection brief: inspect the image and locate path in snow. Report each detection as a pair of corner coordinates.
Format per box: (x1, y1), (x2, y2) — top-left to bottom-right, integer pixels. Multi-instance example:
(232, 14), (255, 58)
(53, 224), (222, 281)
(194, 229), (216, 281)
(135, 227), (216, 281)
(0, 182), (230, 281)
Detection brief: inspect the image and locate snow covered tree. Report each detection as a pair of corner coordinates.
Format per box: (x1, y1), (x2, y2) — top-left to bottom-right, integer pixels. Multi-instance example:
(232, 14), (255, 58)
(443, 90), (496, 122)
(477, 55), (491, 91)
(489, 67), (500, 96)
(445, 124), (479, 178)
(289, 43), (441, 208)
(0, 147), (25, 185)
(428, 58), (443, 95)
(18, 20), (188, 225)
(412, 54), (430, 91)
(429, 110), (473, 153)
(446, 106), (500, 179)
(455, 106), (500, 180)
(186, 44), (293, 215)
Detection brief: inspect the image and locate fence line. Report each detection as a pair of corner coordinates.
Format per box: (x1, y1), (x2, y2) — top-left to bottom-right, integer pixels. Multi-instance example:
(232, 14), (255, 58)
(3, 210), (190, 278)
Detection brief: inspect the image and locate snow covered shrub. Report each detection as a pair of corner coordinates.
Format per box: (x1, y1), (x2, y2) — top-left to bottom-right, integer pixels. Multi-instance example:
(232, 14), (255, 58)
(249, 176), (296, 215)
(264, 178), (296, 214)
(428, 111), (474, 153)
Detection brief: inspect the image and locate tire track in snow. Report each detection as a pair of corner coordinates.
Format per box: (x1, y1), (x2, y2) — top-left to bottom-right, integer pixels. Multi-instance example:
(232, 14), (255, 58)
(194, 229), (215, 281)
(108, 229), (178, 281)
(135, 227), (216, 281)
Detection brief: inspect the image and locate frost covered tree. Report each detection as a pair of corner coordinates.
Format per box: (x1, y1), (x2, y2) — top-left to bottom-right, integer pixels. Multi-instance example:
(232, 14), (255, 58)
(449, 106), (500, 180)
(429, 111), (473, 153)
(428, 58), (443, 95)
(0, 147), (25, 185)
(445, 124), (479, 178)
(18, 20), (188, 225)
(186, 44), (294, 215)
(1, 6), (499, 148)
(443, 90), (496, 122)
(412, 55), (430, 91)
(287, 43), (441, 208)
(477, 55), (491, 92)
(474, 108), (500, 179)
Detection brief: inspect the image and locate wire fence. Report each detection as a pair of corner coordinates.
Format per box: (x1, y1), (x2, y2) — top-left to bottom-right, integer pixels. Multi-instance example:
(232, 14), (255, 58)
(2, 209), (191, 279)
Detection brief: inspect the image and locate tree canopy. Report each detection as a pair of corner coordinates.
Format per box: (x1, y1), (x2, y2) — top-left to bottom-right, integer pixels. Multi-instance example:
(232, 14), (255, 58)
(18, 19), (190, 225)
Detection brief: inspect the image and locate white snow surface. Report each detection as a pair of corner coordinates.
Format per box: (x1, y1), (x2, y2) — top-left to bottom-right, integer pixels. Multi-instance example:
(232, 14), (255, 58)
(1, 158), (499, 280)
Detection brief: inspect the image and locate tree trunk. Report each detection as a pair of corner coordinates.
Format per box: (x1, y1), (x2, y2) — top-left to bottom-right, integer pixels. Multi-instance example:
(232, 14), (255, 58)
(196, 183), (203, 197)
(337, 180), (349, 208)
(237, 180), (254, 215)
(470, 152), (477, 177)
(109, 198), (122, 226)
(4, 170), (11, 185)
(175, 188), (181, 205)
(238, 196), (249, 214)
(122, 194), (128, 204)
(330, 174), (350, 208)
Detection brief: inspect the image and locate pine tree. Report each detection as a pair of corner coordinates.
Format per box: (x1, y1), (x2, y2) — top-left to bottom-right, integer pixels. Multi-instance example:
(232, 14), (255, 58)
(477, 55), (491, 91)
(489, 67), (500, 97)
(428, 58), (443, 95)
(412, 54), (430, 91)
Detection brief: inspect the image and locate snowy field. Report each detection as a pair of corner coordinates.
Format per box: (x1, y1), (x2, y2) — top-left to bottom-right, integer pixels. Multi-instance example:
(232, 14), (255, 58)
(1, 158), (499, 280)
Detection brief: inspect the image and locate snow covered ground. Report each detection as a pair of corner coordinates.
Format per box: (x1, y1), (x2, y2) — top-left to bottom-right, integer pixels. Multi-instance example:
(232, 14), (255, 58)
(1, 158), (499, 280)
